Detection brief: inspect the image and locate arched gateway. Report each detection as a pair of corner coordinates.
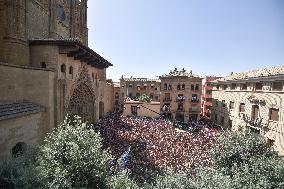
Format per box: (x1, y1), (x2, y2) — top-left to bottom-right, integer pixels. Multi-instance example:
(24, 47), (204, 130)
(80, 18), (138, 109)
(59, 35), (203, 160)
(67, 66), (96, 123)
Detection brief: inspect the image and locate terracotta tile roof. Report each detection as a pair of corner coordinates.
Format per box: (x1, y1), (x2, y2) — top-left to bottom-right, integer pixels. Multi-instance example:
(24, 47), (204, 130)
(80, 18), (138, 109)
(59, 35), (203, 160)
(217, 65), (284, 82)
(0, 101), (45, 121)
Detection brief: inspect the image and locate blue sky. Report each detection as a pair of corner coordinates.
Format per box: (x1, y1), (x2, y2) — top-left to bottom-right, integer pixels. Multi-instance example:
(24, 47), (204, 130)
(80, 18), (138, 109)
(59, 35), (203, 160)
(87, 0), (284, 81)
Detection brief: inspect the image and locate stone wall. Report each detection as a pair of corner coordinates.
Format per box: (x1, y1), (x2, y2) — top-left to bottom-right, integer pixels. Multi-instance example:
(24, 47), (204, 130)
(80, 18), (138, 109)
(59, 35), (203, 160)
(104, 82), (114, 113)
(0, 112), (44, 160)
(27, 0), (49, 39)
(30, 45), (60, 70)
(0, 63), (55, 138)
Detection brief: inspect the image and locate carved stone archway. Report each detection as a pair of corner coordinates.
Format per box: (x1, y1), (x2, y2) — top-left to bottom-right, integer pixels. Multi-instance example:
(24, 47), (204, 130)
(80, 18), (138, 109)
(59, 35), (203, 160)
(67, 65), (96, 123)
(67, 83), (95, 123)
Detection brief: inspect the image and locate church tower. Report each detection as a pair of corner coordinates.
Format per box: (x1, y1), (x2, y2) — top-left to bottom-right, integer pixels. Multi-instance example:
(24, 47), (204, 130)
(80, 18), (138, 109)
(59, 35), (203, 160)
(0, 0), (89, 67)
(72, 0), (88, 45)
(0, 0), (29, 66)
(51, 0), (88, 45)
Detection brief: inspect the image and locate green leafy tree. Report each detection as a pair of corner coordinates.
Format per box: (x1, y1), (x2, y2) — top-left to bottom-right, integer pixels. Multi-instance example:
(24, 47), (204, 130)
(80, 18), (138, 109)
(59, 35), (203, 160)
(210, 131), (276, 174)
(138, 94), (151, 103)
(37, 115), (114, 188)
(191, 131), (284, 189)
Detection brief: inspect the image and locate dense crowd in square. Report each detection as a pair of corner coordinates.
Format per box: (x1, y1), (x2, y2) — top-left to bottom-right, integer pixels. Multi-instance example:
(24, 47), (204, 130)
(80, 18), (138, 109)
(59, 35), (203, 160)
(95, 113), (220, 180)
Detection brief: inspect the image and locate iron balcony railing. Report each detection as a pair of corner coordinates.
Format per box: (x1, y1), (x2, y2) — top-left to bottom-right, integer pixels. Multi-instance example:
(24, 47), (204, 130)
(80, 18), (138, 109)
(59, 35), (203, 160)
(163, 97), (172, 102)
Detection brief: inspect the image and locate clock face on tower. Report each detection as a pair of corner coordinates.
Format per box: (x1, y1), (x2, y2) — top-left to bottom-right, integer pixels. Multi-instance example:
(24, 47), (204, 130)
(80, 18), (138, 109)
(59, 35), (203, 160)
(56, 3), (65, 22)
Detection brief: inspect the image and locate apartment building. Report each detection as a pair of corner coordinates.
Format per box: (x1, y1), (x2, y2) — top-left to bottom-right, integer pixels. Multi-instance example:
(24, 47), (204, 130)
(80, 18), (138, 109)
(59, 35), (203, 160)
(113, 82), (122, 111)
(201, 76), (221, 118)
(211, 65), (284, 155)
(120, 77), (161, 102)
(159, 68), (202, 122)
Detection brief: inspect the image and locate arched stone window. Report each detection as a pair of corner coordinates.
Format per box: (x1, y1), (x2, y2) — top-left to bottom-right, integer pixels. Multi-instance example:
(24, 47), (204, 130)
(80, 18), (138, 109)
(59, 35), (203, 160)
(12, 142), (27, 157)
(56, 3), (65, 22)
(69, 66), (73, 74)
(177, 84), (181, 90)
(92, 73), (95, 82)
(115, 92), (119, 98)
(182, 84), (185, 90)
(40, 62), (46, 68)
(99, 101), (104, 119)
(61, 64), (66, 73)
(251, 105), (259, 120)
(95, 74), (98, 86)
(164, 83), (168, 90)
(69, 66), (73, 78)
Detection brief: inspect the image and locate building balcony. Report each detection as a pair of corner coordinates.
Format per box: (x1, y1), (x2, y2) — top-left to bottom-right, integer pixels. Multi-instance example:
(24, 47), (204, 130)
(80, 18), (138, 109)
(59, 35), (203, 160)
(204, 101), (212, 106)
(176, 108), (185, 112)
(190, 99), (199, 103)
(161, 108), (171, 113)
(176, 98), (185, 103)
(163, 97), (172, 102)
(206, 86), (213, 90)
(162, 88), (172, 91)
(204, 94), (212, 99)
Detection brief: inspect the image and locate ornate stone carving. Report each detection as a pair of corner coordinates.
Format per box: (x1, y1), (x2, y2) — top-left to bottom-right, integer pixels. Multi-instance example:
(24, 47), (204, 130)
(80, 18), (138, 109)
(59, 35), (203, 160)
(247, 95), (266, 105)
(66, 65), (96, 122)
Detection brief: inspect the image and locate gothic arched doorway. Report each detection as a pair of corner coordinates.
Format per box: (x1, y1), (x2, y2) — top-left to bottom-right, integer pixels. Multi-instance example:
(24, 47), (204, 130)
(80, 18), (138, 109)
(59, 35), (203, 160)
(99, 101), (104, 119)
(67, 83), (95, 123)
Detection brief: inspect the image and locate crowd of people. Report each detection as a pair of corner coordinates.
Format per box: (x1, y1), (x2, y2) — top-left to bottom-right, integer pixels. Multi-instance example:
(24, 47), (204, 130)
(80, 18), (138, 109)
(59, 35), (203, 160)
(95, 113), (219, 181)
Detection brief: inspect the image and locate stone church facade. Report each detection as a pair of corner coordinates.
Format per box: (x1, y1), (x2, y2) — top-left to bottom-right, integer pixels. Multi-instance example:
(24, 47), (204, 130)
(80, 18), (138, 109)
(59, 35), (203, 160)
(0, 0), (113, 159)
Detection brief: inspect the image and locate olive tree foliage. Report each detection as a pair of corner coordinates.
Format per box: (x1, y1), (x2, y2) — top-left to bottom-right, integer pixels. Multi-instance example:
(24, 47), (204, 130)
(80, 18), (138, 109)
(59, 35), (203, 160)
(106, 173), (140, 189)
(191, 131), (284, 189)
(145, 171), (195, 189)
(37, 115), (114, 189)
(210, 131), (276, 173)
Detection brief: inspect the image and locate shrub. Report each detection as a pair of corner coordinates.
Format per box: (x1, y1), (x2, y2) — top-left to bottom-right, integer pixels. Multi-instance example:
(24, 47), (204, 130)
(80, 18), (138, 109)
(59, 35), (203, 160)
(146, 171), (195, 189)
(0, 148), (42, 189)
(37, 115), (114, 188)
(107, 173), (140, 189)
